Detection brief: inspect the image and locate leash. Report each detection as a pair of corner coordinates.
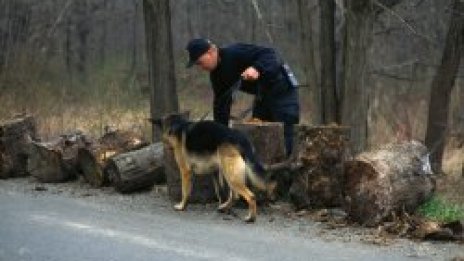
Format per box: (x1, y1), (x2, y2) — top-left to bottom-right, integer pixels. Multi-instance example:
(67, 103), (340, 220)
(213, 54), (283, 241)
(199, 79), (244, 121)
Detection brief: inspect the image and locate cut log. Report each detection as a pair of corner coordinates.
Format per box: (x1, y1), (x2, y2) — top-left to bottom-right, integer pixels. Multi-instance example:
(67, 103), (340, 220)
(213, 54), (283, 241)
(344, 140), (436, 226)
(105, 142), (165, 193)
(0, 115), (37, 178)
(232, 121), (286, 164)
(77, 129), (148, 187)
(289, 125), (350, 209)
(27, 132), (86, 183)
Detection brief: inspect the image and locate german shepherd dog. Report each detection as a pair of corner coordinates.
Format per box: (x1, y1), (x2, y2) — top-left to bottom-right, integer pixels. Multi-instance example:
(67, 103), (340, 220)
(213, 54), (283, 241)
(151, 114), (276, 222)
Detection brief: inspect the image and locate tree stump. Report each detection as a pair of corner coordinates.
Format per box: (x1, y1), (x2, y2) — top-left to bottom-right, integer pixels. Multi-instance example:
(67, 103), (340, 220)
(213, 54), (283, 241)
(344, 140), (436, 226)
(164, 145), (220, 203)
(289, 125), (350, 209)
(231, 122), (286, 164)
(105, 142), (165, 193)
(0, 115), (37, 178)
(232, 121), (287, 200)
(77, 129), (148, 187)
(27, 132), (86, 183)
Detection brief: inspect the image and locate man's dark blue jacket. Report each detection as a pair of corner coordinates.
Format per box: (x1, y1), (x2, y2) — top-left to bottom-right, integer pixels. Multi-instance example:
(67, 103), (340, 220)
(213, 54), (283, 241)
(210, 43), (300, 126)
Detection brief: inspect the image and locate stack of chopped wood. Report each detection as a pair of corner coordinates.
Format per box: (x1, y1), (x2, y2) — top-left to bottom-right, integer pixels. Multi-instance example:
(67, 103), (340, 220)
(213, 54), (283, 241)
(0, 115), (37, 178)
(0, 113), (166, 193)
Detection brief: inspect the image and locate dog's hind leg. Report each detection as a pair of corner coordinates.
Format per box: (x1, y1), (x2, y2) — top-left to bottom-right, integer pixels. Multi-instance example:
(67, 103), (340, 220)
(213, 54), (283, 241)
(229, 180), (257, 222)
(217, 189), (234, 212)
(218, 145), (257, 222)
(212, 173), (225, 206)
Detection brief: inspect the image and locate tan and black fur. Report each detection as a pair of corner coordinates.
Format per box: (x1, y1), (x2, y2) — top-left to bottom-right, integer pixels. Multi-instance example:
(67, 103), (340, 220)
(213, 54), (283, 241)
(151, 114), (275, 222)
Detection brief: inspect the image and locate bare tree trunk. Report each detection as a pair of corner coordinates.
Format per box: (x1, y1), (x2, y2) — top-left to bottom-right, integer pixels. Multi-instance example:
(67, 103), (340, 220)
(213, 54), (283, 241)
(143, 0), (179, 141)
(75, 0), (89, 83)
(64, 4), (73, 77)
(297, 0), (321, 124)
(0, 0), (29, 74)
(186, 0), (196, 39)
(425, 0), (464, 173)
(0, 0), (9, 74)
(319, 0), (339, 124)
(128, 0), (139, 86)
(99, 0), (108, 68)
(341, 0), (374, 154)
(341, 0), (404, 154)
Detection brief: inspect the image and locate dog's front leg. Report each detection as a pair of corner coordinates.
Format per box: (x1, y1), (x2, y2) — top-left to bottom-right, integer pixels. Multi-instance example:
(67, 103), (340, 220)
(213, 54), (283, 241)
(174, 155), (192, 211)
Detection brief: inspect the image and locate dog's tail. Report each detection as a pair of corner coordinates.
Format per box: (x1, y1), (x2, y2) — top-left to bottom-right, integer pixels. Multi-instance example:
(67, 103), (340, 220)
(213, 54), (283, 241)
(241, 140), (276, 197)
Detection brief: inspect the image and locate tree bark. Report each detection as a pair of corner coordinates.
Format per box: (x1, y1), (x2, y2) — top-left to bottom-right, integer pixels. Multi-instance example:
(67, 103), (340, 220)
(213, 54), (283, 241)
(0, 115), (37, 178)
(289, 124), (350, 209)
(28, 132), (85, 183)
(105, 142), (165, 193)
(143, 0), (179, 142)
(424, 0), (464, 173)
(233, 122), (288, 199)
(297, 0), (321, 124)
(232, 122), (286, 164)
(319, 0), (339, 124)
(77, 129), (148, 187)
(164, 145), (220, 203)
(75, 0), (89, 83)
(98, 0), (108, 68)
(344, 141), (435, 226)
(341, 0), (374, 154)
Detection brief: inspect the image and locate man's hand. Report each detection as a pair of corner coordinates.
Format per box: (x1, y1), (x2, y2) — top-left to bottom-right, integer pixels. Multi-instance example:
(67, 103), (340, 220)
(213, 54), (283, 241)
(241, 66), (260, 81)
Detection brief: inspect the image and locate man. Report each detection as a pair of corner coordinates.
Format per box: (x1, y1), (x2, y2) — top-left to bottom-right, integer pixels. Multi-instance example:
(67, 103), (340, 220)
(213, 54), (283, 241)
(186, 38), (300, 156)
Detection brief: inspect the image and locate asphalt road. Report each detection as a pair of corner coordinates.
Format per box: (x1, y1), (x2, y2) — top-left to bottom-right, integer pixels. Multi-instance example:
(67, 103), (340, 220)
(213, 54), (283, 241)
(0, 190), (429, 261)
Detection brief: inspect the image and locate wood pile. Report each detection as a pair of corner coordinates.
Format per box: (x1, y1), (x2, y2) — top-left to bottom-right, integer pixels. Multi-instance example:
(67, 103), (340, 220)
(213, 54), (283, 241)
(0, 114), (447, 235)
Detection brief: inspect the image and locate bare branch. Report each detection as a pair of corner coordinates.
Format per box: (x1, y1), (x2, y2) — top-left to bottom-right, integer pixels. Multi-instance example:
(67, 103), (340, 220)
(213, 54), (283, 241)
(249, 0), (273, 44)
(369, 71), (416, 81)
(373, 59), (419, 70)
(372, 0), (439, 46)
(373, 0), (417, 33)
(47, 0), (74, 38)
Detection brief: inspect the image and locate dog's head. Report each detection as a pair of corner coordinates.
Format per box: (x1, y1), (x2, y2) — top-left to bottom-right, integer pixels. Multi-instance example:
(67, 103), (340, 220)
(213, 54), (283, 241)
(148, 113), (189, 147)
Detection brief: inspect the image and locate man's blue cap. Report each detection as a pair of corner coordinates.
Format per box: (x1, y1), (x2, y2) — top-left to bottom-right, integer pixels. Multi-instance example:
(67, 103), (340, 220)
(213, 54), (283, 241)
(186, 38), (211, 68)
